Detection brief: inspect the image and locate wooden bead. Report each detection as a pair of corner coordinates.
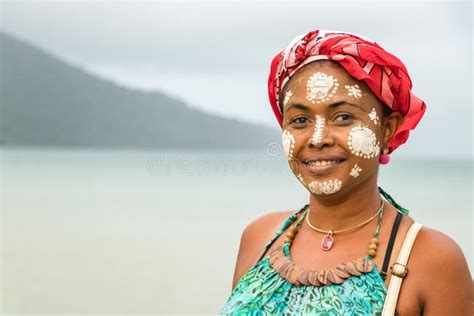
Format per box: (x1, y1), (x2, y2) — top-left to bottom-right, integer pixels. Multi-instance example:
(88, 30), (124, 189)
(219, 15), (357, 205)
(298, 268), (311, 286)
(284, 237), (292, 244)
(273, 255), (289, 271)
(345, 261), (362, 276)
(286, 232), (295, 239)
(284, 263), (295, 279)
(365, 258), (374, 272)
(368, 249), (377, 257)
(308, 270), (321, 286)
(368, 243), (378, 251)
(270, 253), (287, 269)
(289, 226), (299, 234)
(371, 238), (379, 245)
(327, 270), (344, 284)
(288, 264), (302, 284)
(334, 264), (351, 278)
(317, 270), (328, 284)
(276, 261), (291, 276)
(269, 250), (280, 265)
(356, 257), (373, 273)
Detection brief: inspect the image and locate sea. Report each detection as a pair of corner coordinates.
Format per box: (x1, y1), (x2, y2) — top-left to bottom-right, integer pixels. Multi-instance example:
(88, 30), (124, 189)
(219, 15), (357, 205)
(1, 148), (472, 315)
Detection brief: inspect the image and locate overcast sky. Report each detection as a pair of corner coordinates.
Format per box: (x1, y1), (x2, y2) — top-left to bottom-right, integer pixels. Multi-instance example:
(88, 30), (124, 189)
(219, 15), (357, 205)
(1, 1), (472, 158)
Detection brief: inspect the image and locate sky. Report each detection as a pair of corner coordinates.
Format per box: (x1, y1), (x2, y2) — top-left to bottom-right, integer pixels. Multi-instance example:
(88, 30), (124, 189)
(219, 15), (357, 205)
(1, 0), (472, 158)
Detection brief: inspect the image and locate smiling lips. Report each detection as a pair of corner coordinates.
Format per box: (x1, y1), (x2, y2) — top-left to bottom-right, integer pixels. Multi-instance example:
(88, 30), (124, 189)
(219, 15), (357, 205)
(304, 159), (345, 175)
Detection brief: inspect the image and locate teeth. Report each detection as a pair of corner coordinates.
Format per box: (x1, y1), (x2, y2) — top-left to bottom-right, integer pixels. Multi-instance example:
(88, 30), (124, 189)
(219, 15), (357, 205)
(307, 160), (339, 166)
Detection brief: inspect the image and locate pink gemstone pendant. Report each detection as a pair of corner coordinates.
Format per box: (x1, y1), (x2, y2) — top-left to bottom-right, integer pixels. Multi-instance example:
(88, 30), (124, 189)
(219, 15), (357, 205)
(320, 231), (334, 251)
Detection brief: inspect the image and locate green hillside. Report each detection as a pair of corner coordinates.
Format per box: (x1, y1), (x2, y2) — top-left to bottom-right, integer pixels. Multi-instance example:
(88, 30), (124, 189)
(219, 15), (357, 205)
(0, 33), (279, 149)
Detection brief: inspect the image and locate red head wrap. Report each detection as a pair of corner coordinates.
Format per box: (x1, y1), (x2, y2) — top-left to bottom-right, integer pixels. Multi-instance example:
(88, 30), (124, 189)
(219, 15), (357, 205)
(268, 30), (426, 153)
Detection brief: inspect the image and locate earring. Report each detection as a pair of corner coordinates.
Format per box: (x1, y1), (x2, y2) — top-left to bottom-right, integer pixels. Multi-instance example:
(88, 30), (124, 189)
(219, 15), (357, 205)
(379, 148), (390, 164)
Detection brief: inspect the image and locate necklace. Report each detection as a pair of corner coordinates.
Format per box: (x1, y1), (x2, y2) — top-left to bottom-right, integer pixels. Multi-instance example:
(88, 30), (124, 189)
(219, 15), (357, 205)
(306, 199), (384, 251)
(269, 202), (384, 286)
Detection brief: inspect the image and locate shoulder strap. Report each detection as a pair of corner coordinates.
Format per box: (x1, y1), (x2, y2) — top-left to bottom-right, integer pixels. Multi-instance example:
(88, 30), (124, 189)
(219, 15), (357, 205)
(256, 204), (309, 262)
(380, 212), (404, 280)
(382, 222), (423, 315)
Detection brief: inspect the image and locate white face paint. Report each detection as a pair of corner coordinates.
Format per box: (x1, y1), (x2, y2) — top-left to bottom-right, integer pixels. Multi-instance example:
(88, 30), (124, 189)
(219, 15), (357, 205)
(296, 173), (306, 186)
(369, 108), (380, 125)
(306, 72), (339, 104)
(283, 90), (293, 108)
(347, 125), (381, 159)
(311, 115), (326, 146)
(350, 164), (362, 178)
(281, 129), (295, 160)
(345, 84), (362, 99)
(308, 179), (342, 195)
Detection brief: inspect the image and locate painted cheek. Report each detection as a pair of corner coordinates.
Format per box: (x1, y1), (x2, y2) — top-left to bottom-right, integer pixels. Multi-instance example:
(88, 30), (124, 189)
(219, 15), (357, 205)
(347, 125), (381, 159)
(350, 164), (362, 178)
(284, 121), (344, 196)
(281, 129), (295, 160)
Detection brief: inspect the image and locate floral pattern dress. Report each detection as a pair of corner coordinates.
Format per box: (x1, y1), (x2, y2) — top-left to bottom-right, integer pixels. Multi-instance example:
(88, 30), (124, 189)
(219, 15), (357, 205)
(220, 208), (389, 315)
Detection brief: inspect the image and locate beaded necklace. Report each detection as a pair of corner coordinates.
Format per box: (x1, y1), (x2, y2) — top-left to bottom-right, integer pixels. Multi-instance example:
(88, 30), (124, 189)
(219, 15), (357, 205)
(269, 201), (384, 286)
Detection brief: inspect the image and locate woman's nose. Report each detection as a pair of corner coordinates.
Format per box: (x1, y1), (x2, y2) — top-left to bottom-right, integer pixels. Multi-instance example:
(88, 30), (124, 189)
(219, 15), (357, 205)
(308, 115), (334, 149)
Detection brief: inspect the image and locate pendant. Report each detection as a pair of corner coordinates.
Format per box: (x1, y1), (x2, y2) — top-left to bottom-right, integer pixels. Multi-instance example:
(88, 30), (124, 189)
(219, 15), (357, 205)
(320, 231), (334, 251)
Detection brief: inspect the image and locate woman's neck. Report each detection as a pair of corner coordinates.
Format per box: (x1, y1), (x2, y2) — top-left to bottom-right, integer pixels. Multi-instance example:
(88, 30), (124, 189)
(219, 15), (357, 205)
(307, 179), (383, 232)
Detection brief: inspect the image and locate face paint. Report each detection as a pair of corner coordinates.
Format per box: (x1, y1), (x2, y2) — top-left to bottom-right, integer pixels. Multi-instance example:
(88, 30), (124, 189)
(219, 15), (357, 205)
(308, 179), (342, 195)
(348, 125), (381, 159)
(345, 84), (362, 99)
(281, 129), (295, 160)
(306, 72), (339, 104)
(369, 108), (380, 125)
(296, 173), (307, 185)
(350, 164), (362, 178)
(283, 90), (293, 108)
(311, 115), (326, 145)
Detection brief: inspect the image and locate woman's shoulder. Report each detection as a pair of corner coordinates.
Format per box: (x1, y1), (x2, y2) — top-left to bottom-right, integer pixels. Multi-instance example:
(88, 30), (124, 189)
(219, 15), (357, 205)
(402, 225), (471, 313)
(231, 209), (296, 289)
(239, 209), (296, 260)
(411, 225), (468, 269)
(395, 216), (469, 281)
(411, 226), (470, 275)
(242, 210), (295, 241)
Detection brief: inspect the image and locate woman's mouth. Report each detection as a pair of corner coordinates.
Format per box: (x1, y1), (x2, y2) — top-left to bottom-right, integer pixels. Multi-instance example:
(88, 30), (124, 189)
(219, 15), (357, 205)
(304, 159), (345, 175)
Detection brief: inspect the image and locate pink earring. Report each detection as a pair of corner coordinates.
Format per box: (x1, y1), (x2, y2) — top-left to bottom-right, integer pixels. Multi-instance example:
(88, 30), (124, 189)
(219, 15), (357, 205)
(379, 148), (390, 164)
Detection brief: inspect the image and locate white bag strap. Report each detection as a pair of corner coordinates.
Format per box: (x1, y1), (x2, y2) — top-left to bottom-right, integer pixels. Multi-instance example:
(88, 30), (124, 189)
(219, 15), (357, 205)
(382, 222), (423, 315)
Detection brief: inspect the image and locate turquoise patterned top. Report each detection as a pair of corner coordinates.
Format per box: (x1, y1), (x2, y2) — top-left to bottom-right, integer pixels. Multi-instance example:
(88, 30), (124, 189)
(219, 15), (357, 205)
(220, 205), (391, 315)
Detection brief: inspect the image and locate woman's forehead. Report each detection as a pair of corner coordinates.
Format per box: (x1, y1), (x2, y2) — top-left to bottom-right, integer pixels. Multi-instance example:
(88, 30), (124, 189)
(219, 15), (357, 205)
(282, 61), (380, 111)
(285, 61), (360, 93)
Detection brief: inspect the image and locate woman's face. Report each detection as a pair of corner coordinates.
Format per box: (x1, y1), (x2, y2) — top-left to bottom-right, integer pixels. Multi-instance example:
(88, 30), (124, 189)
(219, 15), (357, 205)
(281, 61), (398, 196)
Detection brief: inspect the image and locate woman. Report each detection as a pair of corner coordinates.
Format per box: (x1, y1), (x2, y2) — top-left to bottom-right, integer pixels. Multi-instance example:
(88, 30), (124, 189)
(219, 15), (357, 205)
(220, 30), (471, 315)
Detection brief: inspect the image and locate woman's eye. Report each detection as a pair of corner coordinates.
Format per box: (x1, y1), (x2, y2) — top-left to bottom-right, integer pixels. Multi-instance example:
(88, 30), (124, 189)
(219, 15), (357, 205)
(292, 117), (309, 126)
(335, 114), (353, 123)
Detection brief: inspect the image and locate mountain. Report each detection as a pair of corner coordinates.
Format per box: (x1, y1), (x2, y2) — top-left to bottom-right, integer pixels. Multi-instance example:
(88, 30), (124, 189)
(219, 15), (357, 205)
(0, 33), (280, 150)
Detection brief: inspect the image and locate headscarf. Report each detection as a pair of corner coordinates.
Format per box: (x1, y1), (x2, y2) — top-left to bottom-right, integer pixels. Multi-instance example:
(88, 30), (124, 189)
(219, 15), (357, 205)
(268, 30), (426, 153)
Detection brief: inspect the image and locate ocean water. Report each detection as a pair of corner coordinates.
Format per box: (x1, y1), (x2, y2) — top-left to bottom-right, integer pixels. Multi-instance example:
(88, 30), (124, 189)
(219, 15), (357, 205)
(1, 148), (472, 315)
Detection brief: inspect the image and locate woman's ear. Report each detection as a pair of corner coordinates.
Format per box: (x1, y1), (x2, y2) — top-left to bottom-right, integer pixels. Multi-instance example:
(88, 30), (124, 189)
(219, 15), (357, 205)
(382, 111), (403, 146)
